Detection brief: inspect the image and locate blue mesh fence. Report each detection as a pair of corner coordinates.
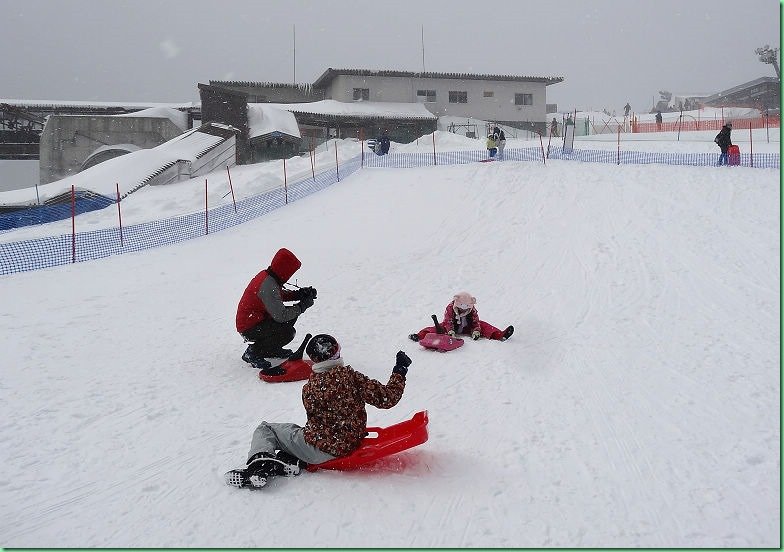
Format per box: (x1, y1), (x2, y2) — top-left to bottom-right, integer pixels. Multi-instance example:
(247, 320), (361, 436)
(0, 191), (115, 231)
(0, 145), (778, 276)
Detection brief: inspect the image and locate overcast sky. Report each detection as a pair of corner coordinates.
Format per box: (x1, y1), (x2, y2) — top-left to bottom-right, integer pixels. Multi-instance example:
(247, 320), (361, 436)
(2, 0), (780, 114)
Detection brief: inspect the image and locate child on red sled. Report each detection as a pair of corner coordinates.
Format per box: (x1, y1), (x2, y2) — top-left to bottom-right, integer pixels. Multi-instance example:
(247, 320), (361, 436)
(408, 291), (514, 342)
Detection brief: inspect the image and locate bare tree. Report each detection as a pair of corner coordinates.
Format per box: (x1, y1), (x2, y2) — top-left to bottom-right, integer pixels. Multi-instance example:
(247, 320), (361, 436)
(755, 45), (780, 79)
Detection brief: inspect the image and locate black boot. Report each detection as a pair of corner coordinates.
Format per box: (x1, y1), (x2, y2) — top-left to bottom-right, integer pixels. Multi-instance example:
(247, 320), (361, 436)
(248, 451), (302, 477)
(500, 326), (514, 341)
(275, 450), (307, 475)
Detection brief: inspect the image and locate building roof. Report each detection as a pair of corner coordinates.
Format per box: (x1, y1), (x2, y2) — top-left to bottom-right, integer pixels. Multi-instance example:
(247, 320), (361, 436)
(0, 98), (197, 110)
(312, 68), (564, 89)
(259, 99), (437, 121)
(702, 76), (780, 104)
(210, 80), (315, 92)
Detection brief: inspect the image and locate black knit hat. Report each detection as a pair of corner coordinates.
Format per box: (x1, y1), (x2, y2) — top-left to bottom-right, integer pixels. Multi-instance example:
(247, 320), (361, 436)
(306, 334), (341, 363)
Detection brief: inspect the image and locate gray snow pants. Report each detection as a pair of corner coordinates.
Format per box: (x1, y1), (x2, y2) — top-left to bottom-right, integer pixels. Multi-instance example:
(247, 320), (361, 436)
(248, 421), (336, 465)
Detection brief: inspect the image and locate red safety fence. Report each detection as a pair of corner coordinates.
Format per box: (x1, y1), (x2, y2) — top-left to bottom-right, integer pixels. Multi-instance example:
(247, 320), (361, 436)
(631, 115), (780, 134)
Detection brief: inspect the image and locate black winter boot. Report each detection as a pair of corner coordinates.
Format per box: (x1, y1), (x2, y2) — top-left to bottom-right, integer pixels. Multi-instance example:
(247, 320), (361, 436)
(275, 450), (307, 475)
(500, 326), (514, 341)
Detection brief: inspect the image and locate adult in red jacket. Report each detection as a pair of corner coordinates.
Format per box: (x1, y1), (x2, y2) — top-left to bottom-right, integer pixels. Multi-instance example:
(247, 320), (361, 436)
(236, 248), (316, 369)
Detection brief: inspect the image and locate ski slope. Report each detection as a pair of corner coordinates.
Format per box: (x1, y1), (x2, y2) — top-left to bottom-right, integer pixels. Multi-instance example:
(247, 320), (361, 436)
(0, 148), (779, 547)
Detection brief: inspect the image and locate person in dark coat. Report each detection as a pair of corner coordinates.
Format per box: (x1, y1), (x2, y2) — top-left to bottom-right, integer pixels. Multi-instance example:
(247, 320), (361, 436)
(655, 111), (663, 131)
(493, 126), (507, 160)
(225, 334), (411, 488)
(235, 248), (317, 371)
(714, 122), (733, 165)
(377, 129), (391, 155)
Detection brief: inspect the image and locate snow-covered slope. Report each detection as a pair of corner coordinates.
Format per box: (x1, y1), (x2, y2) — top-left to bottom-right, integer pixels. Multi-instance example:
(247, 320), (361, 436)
(0, 146), (779, 547)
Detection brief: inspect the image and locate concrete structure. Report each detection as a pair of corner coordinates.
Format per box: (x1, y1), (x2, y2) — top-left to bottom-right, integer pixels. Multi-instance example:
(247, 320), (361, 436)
(39, 111), (187, 184)
(702, 76), (780, 112)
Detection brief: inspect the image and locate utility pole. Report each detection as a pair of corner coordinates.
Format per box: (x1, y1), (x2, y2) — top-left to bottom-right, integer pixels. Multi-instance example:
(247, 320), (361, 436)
(293, 24), (296, 83)
(421, 25), (426, 73)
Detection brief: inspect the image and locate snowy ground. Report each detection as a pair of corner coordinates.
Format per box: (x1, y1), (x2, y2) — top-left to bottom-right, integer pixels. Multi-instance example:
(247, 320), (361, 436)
(0, 133), (780, 547)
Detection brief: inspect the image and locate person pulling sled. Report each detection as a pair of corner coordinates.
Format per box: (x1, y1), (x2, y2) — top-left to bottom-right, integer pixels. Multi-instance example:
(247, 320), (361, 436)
(225, 334), (412, 488)
(235, 248), (317, 374)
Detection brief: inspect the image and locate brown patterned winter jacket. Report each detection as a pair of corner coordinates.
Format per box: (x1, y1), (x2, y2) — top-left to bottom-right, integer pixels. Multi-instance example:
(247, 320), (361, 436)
(302, 364), (406, 457)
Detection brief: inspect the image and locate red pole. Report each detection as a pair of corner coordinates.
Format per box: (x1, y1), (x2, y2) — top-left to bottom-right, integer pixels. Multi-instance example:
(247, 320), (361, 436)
(432, 131), (437, 165)
(116, 183), (123, 247)
(226, 165), (237, 213)
(335, 141), (339, 181)
(71, 184), (76, 263)
(749, 126), (753, 167)
(283, 157), (288, 204)
(204, 178), (208, 235)
(539, 133), (546, 165)
(617, 126), (621, 165)
(310, 138), (316, 181)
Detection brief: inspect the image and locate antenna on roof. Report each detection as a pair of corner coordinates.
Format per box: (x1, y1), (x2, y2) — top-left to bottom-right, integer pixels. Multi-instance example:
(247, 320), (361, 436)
(421, 25), (426, 73)
(293, 24), (296, 84)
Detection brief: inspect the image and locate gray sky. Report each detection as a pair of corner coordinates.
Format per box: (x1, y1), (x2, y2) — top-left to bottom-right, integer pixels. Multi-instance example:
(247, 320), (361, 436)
(2, 0), (780, 114)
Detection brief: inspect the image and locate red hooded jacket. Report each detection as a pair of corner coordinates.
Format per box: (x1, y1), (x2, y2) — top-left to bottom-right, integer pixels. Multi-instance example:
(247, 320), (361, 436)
(235, 248), (301, 333)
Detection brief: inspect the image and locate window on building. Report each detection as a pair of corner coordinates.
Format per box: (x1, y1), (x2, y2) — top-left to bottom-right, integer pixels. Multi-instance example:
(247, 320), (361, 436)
(483, 91), (494, 98)
(449, 91), (468, 103)
(417, 89), (437, 102)
(353, 88), (370, 101)
(515, 93), (533, 106)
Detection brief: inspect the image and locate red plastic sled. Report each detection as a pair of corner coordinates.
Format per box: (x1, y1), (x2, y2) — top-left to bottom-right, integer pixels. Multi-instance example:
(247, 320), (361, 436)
(419, 332), (464, 352)
(259, 358), (313, 383)
(728, 144), (740, 166)
(258, 333), (314, 383)
(307, 410), (429, 472)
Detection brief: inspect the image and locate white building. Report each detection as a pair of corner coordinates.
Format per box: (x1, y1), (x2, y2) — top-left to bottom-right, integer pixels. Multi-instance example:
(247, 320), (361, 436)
(311, 68), (563, 133)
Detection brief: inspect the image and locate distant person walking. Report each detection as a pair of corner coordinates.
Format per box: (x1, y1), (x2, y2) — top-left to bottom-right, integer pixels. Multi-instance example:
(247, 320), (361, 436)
(550, 118), (559, 137)
(624, 103), (631, 117)
(714, 121), (733, 165)
(655, 111), (663, 131)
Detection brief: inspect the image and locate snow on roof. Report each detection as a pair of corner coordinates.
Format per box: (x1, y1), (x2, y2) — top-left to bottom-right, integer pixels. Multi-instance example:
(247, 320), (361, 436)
(0, 98), (197, 110)
(312, 68), (564, 88)
(258, 99), (437, 120)
(115, 107), (189, 131)
(247, 104), (301, 139)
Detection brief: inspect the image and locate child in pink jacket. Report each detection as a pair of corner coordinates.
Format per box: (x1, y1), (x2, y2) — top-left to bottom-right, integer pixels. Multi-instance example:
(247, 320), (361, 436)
(408, 291), (514, 342)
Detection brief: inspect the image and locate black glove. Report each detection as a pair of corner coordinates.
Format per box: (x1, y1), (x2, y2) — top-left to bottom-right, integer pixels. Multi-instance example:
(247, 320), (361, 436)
(297, 286), (317, 300)
(298, 295), (314, 312)
(392, 350), (412, 377)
